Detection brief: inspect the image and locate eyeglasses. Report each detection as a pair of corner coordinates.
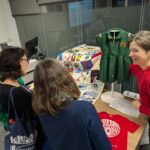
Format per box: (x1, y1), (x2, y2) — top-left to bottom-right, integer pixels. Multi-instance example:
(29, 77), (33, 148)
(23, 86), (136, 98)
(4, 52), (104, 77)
(21, 58), (29, 63)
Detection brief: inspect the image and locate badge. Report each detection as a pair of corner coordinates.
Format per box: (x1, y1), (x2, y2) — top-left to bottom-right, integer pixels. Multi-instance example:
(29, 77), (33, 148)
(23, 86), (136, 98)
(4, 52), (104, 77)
(120, 42), (126, 48)
(75, 55), (81, 61)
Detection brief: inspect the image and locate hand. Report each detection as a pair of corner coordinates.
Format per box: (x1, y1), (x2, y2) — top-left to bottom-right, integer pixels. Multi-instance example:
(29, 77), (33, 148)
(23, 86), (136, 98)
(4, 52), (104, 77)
(28, 83), (34, 90)
(132, 100), (141, 110)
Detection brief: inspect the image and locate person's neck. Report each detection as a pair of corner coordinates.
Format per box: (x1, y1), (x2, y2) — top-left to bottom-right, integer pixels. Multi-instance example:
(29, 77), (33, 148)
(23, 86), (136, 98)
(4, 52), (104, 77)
(140, 60), (150, 70)
(3, 78), (20, 87)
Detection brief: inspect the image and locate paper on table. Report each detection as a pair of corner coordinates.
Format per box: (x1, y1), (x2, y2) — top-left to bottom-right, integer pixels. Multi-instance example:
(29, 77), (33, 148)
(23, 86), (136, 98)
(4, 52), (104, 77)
(79, 82), (104, 104)
(109, 98), (140, 118)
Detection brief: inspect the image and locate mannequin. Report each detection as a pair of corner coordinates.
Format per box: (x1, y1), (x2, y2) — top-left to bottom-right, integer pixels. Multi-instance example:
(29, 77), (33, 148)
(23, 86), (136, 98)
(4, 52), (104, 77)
(96, 28), (131, 103)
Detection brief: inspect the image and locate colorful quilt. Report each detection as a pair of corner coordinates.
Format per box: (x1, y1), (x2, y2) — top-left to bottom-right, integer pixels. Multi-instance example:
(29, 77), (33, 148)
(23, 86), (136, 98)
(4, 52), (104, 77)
(57, 44), (104, 103)
(57, 44), (101, 73)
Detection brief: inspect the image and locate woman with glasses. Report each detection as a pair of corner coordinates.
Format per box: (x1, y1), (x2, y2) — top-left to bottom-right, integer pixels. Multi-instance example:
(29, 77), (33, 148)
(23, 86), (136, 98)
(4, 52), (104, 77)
(0, 46), (43, 149)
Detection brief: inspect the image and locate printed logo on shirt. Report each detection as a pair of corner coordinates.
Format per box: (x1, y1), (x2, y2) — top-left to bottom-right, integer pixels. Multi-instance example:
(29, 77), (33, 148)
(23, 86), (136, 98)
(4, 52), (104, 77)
(101, 119), (120, 137)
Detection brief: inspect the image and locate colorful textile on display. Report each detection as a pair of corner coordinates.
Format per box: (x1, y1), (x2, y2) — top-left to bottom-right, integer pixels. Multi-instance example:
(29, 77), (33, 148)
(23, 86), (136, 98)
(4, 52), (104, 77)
(57, 44), (101, 84)
(57, 44), (104, 103)
(96, 28), (132, 83)
(99, 112), (139, 150)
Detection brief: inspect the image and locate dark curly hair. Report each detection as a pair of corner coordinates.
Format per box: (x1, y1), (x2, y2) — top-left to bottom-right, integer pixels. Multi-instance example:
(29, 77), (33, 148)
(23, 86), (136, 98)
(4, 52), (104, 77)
(0, 46), (26, 81)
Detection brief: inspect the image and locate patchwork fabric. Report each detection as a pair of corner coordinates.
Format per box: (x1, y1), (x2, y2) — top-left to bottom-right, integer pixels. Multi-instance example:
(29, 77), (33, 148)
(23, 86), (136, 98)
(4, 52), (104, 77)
(81, 60), (93, 71)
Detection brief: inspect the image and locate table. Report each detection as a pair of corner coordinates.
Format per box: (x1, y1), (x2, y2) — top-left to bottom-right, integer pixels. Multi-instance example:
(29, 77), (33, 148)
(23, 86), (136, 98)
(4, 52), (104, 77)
(94, 96), (148, 150)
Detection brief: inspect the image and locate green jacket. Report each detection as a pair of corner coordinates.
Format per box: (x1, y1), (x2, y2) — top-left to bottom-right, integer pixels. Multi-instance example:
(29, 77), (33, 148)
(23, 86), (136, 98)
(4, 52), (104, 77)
(17, 77), (25, 85)
(0, 77), (25, 128)
(96, 28), (131, 83)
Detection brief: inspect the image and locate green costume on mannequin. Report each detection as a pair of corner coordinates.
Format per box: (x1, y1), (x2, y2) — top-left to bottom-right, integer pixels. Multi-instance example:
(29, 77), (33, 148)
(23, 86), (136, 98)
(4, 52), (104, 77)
(96, 28), (131, 83)
(0, 77), (25, 129)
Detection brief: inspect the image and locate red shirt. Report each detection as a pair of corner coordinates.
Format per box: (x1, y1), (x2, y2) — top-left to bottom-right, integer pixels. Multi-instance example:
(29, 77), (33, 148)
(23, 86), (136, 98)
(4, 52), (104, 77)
(99, 112), (139, 150)
(130, 64), (150, 116)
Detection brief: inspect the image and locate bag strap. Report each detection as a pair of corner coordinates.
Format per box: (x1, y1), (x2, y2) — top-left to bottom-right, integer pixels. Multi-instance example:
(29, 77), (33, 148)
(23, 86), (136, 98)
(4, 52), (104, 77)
(8, 87), (19, 121)
(8, 86), (32, 120)
(8, 86), (32, 123)
(20, 85), (32, 94)
(8, 87), (14, 116)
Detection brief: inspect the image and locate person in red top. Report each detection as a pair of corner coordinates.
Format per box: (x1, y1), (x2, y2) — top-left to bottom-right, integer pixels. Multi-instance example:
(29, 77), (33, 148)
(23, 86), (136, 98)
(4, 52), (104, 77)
(129, 30), (150, 141)
(129, 31), (150, 116)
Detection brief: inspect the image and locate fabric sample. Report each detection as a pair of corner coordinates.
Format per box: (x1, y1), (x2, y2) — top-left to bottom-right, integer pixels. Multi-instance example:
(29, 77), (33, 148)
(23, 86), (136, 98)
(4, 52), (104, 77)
(99, 112), (139, 150)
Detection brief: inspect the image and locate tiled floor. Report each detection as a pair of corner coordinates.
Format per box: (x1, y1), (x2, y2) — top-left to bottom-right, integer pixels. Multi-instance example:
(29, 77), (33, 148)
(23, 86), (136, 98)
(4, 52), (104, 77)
(0, 123), (6, 150)
(139, 124), (149, 145)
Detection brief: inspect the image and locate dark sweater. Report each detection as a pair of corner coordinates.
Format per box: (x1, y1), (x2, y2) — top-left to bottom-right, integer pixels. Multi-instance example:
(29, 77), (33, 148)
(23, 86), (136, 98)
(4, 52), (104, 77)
(0, 83), (35, 120)
(39, 100), (112, 150)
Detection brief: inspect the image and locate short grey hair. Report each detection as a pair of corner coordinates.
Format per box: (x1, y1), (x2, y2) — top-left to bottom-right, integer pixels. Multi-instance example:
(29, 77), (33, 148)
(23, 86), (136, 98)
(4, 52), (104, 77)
(129, 30), (150, 52)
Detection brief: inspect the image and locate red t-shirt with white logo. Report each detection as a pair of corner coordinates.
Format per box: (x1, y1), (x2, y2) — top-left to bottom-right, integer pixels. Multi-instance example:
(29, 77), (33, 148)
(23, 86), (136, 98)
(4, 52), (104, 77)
(99, 112), (139, 150)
